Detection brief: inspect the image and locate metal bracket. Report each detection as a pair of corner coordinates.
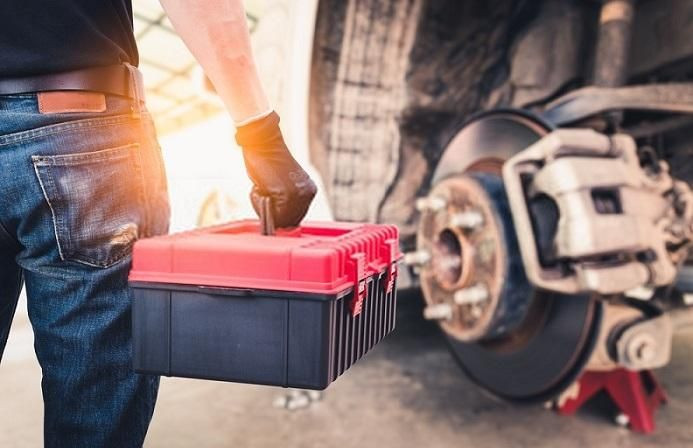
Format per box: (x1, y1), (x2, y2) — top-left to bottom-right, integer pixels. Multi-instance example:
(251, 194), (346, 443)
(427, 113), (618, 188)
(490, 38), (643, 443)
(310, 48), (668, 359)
(543, 83), (693, 126)
(615, 314), (673, 370)
(503, 128), (693, 295)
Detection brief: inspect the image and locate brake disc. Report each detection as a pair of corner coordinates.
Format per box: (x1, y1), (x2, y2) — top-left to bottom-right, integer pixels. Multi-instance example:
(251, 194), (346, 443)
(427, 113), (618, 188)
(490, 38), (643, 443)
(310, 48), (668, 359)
(419, 110), (602, 402)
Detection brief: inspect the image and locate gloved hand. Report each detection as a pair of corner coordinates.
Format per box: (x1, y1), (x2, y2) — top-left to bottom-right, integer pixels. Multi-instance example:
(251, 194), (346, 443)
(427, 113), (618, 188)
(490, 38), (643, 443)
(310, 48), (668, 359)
(235, 111), (317, 228)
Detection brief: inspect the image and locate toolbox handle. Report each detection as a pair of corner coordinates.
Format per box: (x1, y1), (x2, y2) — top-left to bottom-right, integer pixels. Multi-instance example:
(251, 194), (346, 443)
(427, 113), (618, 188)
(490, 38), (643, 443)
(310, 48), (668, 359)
(258, 196), (276, 236)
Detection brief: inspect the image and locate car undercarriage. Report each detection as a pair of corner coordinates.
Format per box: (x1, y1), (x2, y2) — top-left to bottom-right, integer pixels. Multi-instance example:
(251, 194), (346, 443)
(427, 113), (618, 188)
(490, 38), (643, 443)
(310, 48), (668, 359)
(308, 0), (693, 404)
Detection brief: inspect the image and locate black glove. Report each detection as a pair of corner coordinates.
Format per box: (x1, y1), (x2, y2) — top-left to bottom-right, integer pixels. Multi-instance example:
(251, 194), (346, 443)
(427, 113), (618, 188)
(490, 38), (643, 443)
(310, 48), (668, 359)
(235, 111), (317, 228)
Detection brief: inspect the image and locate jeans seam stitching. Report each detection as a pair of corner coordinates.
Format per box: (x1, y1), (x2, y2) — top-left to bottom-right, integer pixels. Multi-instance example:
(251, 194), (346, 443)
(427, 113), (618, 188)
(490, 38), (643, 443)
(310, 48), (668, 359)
(32, 161), (67, 261)
(63, 250), (133, 268)
(132, 144), (150, 237)
(0, 114), (139, 148)
(32, 144), (137, 166)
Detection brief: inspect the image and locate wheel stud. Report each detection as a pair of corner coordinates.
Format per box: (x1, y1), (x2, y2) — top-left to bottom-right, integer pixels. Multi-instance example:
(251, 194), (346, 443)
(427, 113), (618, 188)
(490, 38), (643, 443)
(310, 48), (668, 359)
(454, 284), (489, 305)
(416, 196), (447, 213)
(403, 249), (431, 267)
(423, 303), (453, 321)
(450, 210), (484, 230)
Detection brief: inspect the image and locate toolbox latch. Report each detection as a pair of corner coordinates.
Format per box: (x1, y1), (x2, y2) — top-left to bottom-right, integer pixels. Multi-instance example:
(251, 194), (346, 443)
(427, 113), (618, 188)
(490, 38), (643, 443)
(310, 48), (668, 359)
(382, 239), (399, 293)
(348, 253), (367, 317)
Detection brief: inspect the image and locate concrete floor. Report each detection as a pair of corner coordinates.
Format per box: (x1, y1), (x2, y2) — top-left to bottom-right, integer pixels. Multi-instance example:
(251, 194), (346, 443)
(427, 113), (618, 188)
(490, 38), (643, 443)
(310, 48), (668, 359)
(2, 290), (693, 447)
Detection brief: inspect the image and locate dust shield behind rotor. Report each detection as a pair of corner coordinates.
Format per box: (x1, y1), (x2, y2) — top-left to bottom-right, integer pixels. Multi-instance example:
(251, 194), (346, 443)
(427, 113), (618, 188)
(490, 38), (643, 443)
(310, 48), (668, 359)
(430, 111), (602, 403)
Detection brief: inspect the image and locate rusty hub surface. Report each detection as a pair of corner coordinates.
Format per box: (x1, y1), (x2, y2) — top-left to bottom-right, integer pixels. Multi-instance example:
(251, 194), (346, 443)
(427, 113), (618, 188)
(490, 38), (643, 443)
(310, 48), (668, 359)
(417, 174), (530, 341)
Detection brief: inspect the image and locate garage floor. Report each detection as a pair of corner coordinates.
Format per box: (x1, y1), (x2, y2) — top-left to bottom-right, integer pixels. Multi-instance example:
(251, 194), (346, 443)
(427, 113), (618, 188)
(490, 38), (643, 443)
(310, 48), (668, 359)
(1, 290), (693, 448)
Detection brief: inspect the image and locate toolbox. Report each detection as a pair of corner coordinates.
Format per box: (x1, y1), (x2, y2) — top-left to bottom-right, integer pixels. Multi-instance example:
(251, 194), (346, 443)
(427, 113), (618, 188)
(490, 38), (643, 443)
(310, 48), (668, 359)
(129, 220), (400, 390)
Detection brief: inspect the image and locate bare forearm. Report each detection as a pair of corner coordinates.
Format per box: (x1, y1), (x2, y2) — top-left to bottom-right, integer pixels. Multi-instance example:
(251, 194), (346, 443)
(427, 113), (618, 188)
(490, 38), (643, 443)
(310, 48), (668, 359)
(158, 0), (270, 123)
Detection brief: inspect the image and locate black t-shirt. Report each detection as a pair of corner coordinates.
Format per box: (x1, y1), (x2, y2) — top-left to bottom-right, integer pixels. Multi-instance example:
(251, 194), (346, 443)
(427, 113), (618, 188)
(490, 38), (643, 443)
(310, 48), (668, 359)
(0, 0), (138, 77)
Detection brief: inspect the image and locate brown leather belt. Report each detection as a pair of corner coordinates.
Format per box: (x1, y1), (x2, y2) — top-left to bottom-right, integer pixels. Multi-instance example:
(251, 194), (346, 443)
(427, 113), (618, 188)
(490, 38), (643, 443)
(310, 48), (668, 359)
(0, 64), (145, 101)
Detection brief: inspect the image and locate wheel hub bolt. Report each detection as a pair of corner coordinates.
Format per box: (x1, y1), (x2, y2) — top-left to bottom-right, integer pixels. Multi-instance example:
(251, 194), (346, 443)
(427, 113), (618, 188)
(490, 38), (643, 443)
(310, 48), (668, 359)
(454, 284), (489, 305)
(423, 303), (453, 321)
(403, 249), (431, 267)
(416, 196), (447, 213)
(450, 210), (484, 230)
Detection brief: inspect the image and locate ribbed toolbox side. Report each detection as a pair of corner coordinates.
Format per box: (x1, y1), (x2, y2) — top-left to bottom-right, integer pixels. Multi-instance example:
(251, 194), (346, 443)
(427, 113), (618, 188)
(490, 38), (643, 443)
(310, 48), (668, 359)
(329, 270), (397, 383)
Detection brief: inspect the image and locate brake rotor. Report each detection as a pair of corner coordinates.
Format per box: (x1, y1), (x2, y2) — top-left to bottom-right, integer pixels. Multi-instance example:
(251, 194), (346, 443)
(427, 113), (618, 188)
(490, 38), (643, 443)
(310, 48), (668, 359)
(418, 111), (602, 403)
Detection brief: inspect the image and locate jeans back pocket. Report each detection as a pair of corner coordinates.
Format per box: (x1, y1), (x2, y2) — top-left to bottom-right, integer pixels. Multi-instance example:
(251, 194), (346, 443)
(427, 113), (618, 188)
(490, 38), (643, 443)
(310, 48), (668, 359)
(32, 144), (146, 268)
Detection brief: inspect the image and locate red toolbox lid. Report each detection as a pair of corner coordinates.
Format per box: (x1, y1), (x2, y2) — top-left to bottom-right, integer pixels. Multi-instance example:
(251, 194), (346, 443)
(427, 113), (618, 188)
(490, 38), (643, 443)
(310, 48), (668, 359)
(129, 220), (400, 295)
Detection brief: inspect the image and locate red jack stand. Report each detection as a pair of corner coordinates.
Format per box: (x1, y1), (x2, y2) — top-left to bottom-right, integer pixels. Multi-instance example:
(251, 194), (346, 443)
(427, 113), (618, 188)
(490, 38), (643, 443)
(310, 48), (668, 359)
(558, 369), (667, 434)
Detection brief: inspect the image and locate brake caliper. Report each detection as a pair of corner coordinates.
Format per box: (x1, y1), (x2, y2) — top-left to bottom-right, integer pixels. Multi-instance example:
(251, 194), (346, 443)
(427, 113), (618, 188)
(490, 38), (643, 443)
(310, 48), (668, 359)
(503, 128), (693, 295)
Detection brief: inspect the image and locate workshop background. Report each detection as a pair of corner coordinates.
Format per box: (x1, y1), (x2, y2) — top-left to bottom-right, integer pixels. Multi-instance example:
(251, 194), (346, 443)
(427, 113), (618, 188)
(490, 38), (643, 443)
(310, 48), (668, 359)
(1, 0), (693, 447)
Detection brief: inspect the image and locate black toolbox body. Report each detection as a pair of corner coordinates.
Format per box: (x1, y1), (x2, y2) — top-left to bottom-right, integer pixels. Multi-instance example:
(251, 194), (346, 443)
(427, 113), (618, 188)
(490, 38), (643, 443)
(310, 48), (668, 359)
(130, 221), (400, 389)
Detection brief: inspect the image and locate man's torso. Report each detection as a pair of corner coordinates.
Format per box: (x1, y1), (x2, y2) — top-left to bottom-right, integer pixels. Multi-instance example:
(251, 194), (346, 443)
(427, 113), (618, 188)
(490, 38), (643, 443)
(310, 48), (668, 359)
(0, 0), (137, 77)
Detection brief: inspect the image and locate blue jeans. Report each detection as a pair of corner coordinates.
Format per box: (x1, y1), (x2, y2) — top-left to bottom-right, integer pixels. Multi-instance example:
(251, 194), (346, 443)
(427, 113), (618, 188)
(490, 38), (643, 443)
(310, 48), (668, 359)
(0, 93), (170, 447)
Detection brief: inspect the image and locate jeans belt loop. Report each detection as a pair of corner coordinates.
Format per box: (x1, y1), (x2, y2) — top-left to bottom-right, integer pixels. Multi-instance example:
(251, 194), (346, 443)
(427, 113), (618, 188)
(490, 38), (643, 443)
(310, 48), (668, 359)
(123, 63), (145, 119)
